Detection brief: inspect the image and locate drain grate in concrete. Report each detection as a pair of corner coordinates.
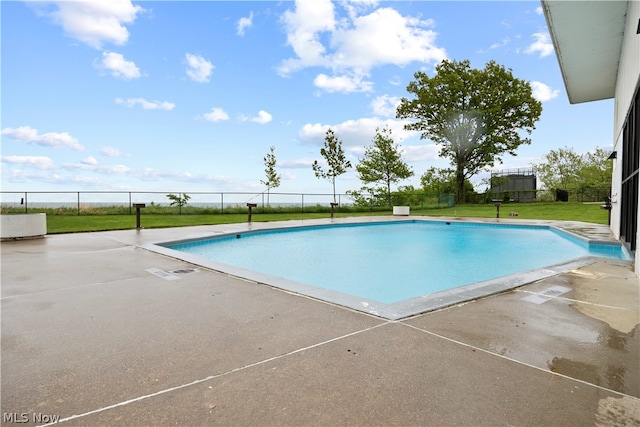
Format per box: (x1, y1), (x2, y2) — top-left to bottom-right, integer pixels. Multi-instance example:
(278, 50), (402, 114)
(146, 268), (180, 281)
(170, 268), (198, 274)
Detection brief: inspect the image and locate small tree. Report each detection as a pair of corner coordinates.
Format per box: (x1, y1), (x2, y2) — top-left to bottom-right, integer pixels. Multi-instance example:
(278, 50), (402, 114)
(312, 128), (352, 203)
(166, 193), (190, 213)
(355, 127), (413, 206)
(260, 145), (281, 205)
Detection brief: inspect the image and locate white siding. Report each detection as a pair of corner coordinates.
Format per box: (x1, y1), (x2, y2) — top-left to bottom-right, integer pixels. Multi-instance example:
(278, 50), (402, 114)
(612, 0), (640, 274)
(613, 1), (640, 131)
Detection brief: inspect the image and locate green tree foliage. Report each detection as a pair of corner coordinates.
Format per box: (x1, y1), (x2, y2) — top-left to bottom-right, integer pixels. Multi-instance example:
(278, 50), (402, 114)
(312, 128), (352, 203)
(261, 145), (281, 205)
(420, 167), (456, 195)
(581, 147), (614, 188)
(534, 146), (612, 191)
(166, 193), (190, 208)
(396, 59), (542, 204)
(355, 127), (413, 206)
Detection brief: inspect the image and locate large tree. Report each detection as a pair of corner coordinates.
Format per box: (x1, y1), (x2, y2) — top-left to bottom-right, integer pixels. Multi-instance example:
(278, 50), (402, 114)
(260, 145), (281, 205)
(312, 128), (352, 203)
(355, 127), (413, 206)
(396, 59), (542, 203)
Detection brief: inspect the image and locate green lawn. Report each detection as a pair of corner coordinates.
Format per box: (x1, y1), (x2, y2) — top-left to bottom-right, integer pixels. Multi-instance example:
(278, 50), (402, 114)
(42, 202), (609, 234)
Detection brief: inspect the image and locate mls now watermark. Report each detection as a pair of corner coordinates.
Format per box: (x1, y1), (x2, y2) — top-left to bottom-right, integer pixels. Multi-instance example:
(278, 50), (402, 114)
(3, 412), (61, 423)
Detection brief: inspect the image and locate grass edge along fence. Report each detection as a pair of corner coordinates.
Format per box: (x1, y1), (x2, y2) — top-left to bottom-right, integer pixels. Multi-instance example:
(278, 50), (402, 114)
(0, 190), (455, 216)
(0, 191), (612, 234)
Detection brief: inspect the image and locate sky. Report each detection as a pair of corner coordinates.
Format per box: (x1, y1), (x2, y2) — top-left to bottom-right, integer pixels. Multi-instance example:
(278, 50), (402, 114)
(1, 0), (615, 204)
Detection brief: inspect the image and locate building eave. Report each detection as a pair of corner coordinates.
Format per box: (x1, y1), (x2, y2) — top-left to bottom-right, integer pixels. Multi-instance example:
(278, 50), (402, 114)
(542, 0), (627, 104)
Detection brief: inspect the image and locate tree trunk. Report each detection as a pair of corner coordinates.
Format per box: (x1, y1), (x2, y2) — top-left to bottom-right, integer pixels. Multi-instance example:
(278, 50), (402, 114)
(455, 163), (465, 204)
(332, 177), (337, 204)
(387, 180), (392, 206)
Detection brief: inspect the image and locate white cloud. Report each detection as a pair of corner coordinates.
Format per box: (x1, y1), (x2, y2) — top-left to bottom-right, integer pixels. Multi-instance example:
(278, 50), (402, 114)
(115, 97), (175, 110)
(96, 51), (141, 79)
(278, 2), (447, 92)
(370, 95), (400, 117)
(313, 73), (373, 93)
(279, 158), (315, 169)
(535, 6), (543, 15)
(490, 38), (510, 50)
(1, 155), (56, 170)
(62, 161), (131, 174)
(299, 117), (417, 148)
(389, 75), (402, 86)
(101, 146), (125, 157)
(237, 11), (253, 36)
(82, 156), (98, 165)
(530, 81), (560, 102)
(400, 145), (441, 162)
(203, 108), (230, 122)
(137, 167), (233, 185)
(35, 0), (143, 49)
(279, 0), (336, 75)
(185, 53), (214, 83)
(525, 32), (554, 58)
(1, 126), (84, 151)
(240, 110), (273, 124)
(331, 7), (446, 69)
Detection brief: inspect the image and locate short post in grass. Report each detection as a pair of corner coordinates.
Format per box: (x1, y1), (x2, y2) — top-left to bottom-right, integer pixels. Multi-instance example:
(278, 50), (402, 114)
(493, 200), (501, 218)
(247, 203), (257, 223)
(330, 202), (339, 219)
(133, 203), (146, 229)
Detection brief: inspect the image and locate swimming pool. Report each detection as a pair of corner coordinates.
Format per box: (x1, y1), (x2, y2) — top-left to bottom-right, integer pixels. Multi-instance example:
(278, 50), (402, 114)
(152, 219), (629, 319)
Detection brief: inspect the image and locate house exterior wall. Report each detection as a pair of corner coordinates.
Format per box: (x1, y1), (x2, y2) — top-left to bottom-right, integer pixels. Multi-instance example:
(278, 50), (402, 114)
(611, 1), (640, 273)
(613, 1), (640, 133)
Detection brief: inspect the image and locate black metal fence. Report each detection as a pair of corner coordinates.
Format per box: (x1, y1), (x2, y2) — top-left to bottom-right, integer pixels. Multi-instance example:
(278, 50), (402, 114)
(0, 187), (609, 216)
(0, 190), (454, 215)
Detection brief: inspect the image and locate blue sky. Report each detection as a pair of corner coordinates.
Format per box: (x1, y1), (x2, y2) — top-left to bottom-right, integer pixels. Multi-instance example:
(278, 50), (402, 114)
(1, 0), (614, 201)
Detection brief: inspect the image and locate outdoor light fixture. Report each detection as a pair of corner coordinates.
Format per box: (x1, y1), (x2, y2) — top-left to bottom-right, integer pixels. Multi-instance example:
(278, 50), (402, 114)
(608, 151), (617, 160)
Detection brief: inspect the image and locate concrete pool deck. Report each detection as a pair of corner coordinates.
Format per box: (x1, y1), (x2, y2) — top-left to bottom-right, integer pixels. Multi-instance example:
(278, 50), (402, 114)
(1, 216), (639, 425)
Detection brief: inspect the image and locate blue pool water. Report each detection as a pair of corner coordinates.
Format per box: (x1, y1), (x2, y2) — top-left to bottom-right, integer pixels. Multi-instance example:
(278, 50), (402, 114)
(165, 221), (627, 305)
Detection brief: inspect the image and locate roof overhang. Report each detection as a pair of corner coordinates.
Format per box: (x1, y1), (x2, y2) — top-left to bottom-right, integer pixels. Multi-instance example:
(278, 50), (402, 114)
(542, 0), (628, 104)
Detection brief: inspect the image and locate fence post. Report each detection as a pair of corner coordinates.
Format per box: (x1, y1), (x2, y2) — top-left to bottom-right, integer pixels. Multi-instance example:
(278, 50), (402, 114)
(301, 194), (304, 213)
(129, 192), (132, 215)
(221, 193), (224, 214)
(24, 192), (28, 214)
(77, 192), (80, 215)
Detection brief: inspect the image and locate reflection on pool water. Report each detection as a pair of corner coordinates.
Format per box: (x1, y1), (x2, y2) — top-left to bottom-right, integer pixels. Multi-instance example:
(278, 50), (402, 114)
(164, 221), (628, 305)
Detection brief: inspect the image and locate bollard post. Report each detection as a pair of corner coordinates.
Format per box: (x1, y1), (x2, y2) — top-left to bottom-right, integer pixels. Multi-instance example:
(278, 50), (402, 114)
(330, 202), (339, 219)
(247, 203), (257, 223)
(133, 203), (146, 228)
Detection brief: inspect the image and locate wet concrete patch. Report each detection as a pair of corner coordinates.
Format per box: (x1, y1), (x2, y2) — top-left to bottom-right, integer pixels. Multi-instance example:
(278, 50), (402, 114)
(405, 261), (640, 398)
